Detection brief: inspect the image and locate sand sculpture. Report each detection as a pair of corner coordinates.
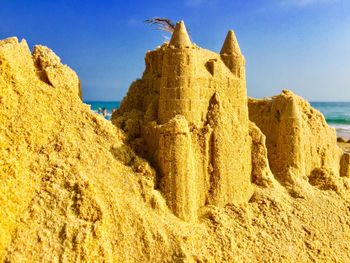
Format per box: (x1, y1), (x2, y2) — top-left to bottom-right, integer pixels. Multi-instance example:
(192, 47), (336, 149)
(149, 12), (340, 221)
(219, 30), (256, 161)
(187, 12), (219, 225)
(113, 21), (254, 221)
(2, 23), (350, 262)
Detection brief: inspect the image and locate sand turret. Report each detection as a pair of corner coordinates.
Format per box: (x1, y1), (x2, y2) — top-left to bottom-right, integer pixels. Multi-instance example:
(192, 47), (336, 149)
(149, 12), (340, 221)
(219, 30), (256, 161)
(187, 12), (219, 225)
(220, 30), (245, 78)
(169, 20), (192, 48)
(220, 30), (241, 55)
(158, 21), (197, 125)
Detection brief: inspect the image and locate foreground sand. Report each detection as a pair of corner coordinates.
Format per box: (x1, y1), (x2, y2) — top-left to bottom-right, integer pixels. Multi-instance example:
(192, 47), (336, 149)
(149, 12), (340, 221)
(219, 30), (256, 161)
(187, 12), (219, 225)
(1, 32), (350, 262)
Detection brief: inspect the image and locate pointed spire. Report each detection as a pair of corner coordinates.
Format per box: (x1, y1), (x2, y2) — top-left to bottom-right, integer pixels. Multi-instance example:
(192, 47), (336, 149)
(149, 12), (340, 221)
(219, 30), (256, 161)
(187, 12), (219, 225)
(220, 30), (241, 55)
(169, 20), (192, 48)
(282, 94), (299, 118)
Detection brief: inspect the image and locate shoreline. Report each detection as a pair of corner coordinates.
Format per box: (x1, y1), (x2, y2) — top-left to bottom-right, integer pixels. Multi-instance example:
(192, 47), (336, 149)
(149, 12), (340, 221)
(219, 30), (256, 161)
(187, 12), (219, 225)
(332, 125), (350, 140)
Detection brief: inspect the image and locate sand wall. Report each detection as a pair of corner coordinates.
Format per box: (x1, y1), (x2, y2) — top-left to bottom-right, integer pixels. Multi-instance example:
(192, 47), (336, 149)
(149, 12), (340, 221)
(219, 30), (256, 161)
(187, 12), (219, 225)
(248, 90), (345, 182)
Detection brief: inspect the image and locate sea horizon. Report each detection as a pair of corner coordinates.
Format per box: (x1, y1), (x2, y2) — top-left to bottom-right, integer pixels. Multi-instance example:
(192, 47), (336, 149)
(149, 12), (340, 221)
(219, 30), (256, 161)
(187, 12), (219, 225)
(84, 100), (350, 139)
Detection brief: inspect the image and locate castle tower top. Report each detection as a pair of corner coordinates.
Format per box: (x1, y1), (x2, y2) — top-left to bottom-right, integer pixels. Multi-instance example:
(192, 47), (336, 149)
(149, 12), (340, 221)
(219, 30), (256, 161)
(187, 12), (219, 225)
(220, 30), (241, 55)
(169, 20), (192, 48)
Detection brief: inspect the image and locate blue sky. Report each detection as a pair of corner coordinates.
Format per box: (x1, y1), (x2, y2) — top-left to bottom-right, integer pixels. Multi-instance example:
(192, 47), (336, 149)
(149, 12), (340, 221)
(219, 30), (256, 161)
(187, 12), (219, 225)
(0, 0), (349, 101)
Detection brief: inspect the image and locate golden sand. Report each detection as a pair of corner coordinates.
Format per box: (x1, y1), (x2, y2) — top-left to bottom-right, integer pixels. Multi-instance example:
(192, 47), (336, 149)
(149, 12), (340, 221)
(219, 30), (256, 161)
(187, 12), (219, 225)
(2, 22), (350, 262)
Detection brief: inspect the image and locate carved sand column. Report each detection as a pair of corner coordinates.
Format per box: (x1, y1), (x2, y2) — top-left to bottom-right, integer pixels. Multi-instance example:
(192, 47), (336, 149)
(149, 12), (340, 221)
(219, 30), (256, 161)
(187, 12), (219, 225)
(277, 96), (305, 181)
(158, 116), (197, 221)
(204, 31), (253, 206)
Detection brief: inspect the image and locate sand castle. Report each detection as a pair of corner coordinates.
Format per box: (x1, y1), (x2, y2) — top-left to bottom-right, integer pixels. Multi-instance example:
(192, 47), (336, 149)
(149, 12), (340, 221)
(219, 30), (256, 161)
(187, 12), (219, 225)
(113, 21), (350, 221)
(113, 21), (254, 221)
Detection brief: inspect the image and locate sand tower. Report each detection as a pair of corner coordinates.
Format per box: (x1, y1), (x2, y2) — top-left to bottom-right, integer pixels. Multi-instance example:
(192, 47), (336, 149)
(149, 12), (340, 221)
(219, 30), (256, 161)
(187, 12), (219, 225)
(113, 21), (254, 221)
(220, 30), (245, 78)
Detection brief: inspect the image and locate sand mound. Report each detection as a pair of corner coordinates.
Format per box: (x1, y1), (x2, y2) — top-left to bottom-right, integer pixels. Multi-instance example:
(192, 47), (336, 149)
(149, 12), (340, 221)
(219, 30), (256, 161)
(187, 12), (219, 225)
(0, 37), (176, 262)
(2, 31), (350, 262)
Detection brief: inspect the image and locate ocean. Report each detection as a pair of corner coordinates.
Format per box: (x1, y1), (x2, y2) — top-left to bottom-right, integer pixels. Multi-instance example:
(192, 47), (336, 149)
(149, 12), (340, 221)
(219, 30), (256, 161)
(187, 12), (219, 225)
(310, 102), (350, 139)
(85, 101), (121, 120)
(85, 101), (350, 139)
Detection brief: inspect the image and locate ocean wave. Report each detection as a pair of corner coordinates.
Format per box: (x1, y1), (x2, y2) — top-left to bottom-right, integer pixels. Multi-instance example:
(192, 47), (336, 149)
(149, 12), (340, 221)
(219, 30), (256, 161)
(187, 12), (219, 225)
(329, 124), (350, 132)
(326, 118), (350, 125)
(92, 110), (112, 115)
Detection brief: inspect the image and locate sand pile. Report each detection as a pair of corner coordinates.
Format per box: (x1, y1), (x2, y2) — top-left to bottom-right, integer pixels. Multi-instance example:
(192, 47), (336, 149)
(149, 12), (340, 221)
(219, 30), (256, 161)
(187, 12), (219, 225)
(0, 37), (178, 262)
(2, 24), (350, 262)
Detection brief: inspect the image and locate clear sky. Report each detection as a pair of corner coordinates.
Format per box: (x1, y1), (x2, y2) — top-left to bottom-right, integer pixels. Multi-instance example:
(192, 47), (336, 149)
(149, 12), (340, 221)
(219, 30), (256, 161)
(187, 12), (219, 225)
(0, 0), (349, 101)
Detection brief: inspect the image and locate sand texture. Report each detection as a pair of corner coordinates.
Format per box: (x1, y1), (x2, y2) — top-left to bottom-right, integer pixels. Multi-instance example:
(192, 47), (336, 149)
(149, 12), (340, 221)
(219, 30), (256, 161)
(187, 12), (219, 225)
(2, 21), (350, 262)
